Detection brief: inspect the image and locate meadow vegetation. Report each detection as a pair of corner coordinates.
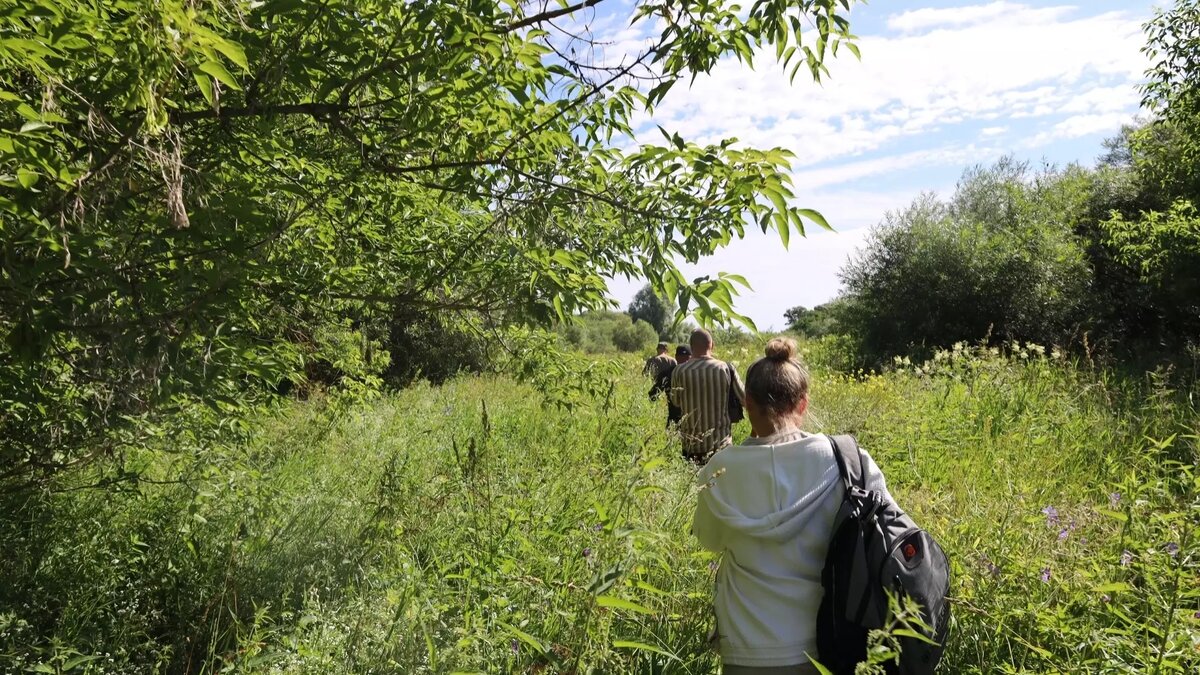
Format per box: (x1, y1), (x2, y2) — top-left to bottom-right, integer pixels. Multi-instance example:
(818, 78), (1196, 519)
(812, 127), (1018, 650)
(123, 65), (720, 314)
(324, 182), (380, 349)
(3, 339), (1197, 673)
(5, 1), (1200, 672)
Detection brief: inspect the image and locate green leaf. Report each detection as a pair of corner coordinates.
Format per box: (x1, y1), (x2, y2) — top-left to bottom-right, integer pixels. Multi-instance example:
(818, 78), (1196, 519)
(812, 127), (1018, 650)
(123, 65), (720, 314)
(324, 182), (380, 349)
(212, 37), (249, 70)
(797, 208), (832, 231)
(18, 120), (51, 134)
(612, 640), (679, 661)
(62, 654), (103, 670)
(16, 168), (39, 188)
(596, 595), (655, 615)
(1095, 582), (1132, 593)
(198, 60), (242, 91)
(1096, 508), (1128, 523)
(498, 621), (546, 654)
(194, 72), (215, 107)
(807, 655), (835, 675)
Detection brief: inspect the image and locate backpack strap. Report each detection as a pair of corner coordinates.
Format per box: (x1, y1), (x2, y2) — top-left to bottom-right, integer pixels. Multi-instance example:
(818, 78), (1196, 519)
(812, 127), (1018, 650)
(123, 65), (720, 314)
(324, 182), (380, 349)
(828, 434), (866, 492)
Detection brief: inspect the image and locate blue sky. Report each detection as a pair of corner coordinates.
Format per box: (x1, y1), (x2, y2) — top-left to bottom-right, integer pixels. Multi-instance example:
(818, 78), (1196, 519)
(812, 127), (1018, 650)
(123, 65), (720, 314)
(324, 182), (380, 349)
(585, 0), (1155, 330)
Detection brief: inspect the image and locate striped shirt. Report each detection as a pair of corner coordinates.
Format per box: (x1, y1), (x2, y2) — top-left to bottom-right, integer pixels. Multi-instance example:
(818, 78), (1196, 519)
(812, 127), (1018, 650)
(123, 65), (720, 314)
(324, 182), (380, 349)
(669, 355), (745, 458)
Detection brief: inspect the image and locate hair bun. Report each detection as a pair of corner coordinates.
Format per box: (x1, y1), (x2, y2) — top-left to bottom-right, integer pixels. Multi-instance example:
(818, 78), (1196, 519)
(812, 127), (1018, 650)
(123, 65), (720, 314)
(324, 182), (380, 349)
(763, 337), (797, 362)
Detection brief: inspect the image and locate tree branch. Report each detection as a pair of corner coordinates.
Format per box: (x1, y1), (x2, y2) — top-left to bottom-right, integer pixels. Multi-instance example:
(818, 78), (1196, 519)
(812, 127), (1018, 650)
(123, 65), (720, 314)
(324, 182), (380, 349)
(507, 0), (607, 32)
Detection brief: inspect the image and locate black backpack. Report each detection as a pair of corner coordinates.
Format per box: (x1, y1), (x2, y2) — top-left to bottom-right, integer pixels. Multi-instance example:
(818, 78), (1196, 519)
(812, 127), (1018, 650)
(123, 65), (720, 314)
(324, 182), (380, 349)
(815, 435), (951, 675)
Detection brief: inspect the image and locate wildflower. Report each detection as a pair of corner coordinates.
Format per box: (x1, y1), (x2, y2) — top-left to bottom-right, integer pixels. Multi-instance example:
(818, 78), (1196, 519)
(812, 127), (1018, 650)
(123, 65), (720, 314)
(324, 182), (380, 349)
(1040, 567), (1051, 583)
(1058, 528), (1069, 542)
(1166, 542), (1179, 557)
(582, 547), (592, 558)
(510, 638), (519, 655)
(1041, 505), (1060, 526)
(1101, 594), (1111, 603)
(1120, 550), (1133, 566)
(1194, 611), (1200, 620)
(1051, 347), (1063, 360)
(953, 341), (965, 352)
(709, 560), (719, 572)
(592, 523), (603, 532)
(1108, 492), (1121, 509)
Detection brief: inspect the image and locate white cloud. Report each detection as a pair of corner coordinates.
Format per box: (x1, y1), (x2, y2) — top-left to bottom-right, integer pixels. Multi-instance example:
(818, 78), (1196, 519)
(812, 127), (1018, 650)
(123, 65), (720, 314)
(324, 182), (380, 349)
(621, 4), (1145, 173)
(792, 144), (994, 190)
(887, 1), (1072, 33)
(1023, 111), (1138, 147)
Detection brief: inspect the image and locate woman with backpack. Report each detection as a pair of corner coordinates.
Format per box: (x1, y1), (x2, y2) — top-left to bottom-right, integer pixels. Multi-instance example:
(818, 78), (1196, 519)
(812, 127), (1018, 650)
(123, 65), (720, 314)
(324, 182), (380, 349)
(692, 337), (895, 674)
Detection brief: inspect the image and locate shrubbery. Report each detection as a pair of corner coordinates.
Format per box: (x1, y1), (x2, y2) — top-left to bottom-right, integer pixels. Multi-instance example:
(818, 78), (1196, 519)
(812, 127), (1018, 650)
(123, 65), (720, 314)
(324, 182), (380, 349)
(837, 161), (1092, 365)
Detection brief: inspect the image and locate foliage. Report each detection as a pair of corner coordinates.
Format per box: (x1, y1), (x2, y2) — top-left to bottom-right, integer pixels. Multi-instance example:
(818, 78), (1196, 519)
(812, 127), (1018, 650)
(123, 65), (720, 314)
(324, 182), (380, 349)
(1103, 200), (1200, 324)
(1140, 0), (1200, 204)
(838, 160), (1092, 365)
(612, 319), (658, 353)
(559, 311), (633, 354)
(382, 307), (491, 387)
(0, 0), (860, 489)
(3, 342), (1198, 673)
(627, 284), (672, 339)
(783, 300), (844, 338)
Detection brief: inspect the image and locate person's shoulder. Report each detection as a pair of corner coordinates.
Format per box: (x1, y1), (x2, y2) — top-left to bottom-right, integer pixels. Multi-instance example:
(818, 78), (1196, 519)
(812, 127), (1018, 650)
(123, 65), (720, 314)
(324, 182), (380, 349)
(774, 432), (834, 457)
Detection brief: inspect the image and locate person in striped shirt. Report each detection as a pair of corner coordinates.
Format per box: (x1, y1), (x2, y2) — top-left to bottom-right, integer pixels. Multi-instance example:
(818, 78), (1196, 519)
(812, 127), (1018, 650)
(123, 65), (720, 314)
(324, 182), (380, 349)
(669, 329), (745, 463)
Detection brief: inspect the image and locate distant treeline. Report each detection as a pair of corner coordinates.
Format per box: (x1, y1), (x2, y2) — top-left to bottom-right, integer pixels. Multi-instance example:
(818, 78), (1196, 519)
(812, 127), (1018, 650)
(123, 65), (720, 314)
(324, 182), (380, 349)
(785, 119), (1200, 368)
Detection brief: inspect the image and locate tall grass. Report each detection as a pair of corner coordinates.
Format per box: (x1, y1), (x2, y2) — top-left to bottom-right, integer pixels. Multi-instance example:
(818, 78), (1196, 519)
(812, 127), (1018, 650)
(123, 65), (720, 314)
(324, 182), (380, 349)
(2, 343), (1197, 673)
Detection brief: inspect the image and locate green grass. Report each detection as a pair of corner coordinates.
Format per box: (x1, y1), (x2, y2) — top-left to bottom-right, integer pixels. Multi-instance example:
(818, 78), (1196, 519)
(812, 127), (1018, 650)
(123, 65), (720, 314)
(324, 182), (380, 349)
(2, 343), (1198, 673)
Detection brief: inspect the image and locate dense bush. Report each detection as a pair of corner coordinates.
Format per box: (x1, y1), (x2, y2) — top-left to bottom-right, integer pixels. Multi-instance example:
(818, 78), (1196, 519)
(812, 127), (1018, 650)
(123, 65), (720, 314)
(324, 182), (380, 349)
(383, 308), (492, 386)
(838, 160), (1092, 365)
(611, 320), (659, 353)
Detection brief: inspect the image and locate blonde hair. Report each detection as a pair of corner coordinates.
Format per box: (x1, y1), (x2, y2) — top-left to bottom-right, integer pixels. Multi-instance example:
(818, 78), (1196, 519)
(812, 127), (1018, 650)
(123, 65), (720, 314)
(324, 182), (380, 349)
(745, 337), (810, 419)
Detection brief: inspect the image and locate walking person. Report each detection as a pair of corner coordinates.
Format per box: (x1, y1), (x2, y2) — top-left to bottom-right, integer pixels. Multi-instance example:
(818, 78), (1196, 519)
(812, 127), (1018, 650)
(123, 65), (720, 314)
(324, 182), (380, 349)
(692, 337), (894, 674)
(669, 329), (745, 463)
(643, 341), (676, 379)
(649, 345), (690, 427)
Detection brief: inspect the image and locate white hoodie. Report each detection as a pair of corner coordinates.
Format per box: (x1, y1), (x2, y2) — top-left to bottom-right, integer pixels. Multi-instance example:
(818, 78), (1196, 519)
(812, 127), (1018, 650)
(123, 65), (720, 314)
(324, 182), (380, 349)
(692, 430), (893, 667)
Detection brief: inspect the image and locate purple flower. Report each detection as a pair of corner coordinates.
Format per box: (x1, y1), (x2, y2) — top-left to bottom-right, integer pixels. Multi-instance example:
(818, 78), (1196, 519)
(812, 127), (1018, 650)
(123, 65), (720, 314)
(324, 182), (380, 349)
(592, 523), (604, 532)
(1041, 505), (1059, 526)
(1058, 528), (1069, 542)
(1108, 492), (1121, 509)
(1040, 567), (1051, 583)
(1101, 594), (1111, 603)
(1080, 537), (1088, 546)
(1165, 542), (1179, 557)
(709, 560), (719, 572)
(582, 547), (592, 558)
(510, 638), (519, 655)
(986, 560), (1001, 578)
(1194, 611), (1200, 620)
(1120, 550), (1133, 566)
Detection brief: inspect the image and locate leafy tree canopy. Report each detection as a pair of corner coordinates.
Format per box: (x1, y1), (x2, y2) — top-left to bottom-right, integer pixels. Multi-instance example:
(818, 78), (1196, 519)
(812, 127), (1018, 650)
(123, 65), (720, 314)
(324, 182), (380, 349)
(627, 283), (671, 338)
(838, 160), (1092, 363)
(1, 0), (856, 486)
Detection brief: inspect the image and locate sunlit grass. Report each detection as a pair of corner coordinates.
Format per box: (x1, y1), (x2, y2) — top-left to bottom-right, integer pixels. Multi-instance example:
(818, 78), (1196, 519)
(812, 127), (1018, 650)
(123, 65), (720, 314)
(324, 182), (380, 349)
(2, 343), (1197, 673)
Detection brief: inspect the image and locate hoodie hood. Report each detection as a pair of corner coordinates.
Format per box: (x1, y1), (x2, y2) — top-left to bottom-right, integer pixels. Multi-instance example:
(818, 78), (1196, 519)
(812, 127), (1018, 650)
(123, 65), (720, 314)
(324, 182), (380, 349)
(697, 432), (841, 542)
